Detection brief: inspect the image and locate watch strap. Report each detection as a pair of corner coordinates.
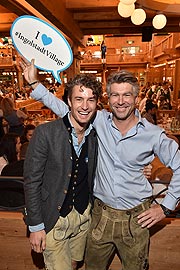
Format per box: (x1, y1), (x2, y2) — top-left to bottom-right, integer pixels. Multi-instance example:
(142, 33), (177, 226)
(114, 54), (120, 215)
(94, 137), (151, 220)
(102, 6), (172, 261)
(160, 204), (171, 216)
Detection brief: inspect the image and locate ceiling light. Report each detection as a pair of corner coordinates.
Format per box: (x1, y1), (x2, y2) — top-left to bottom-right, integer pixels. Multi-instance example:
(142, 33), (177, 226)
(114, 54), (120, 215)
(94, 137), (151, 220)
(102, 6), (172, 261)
(131, 8), (146, 25)
(118, 2), (135, 18)
(152, 14), (167, 29)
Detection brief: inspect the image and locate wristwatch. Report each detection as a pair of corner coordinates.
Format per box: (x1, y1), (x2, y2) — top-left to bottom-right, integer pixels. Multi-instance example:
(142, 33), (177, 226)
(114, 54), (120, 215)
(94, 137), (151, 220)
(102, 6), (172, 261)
(160, 204), (172, 217)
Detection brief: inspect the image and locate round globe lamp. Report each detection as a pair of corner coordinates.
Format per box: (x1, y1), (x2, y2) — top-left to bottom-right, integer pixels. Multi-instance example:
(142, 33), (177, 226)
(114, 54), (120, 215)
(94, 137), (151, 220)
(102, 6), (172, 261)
(121, 0), (136, 4)
(118, 2), (135, 18)
(131, 8), (146, 25)
(152, 14), (167, 29)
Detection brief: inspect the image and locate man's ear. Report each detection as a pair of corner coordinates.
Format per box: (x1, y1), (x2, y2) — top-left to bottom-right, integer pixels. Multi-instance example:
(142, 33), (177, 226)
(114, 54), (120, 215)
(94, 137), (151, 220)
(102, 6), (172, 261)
(68, 97), (71, 108)
(135, 96), (138, 105)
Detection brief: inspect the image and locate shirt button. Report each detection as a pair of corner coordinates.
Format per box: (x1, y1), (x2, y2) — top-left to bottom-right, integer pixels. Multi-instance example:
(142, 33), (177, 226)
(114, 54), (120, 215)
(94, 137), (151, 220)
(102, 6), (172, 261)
(74, 181), (77, 185)
(70, 156), (73, 160)
(57, 206), (61, 210)
(64, 189), (67, 194)
(74, 175), (77, 178)
(76, 164), (79, 167)
(126, 211), (131, 215)
(75, 170), (78, 173)
(68, 173), (71, 177)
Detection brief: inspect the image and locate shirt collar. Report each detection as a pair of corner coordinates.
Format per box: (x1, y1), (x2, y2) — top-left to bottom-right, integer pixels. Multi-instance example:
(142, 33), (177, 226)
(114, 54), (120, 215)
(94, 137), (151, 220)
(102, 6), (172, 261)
(65, 112), (93, 137)
(135, 109), (145, 127)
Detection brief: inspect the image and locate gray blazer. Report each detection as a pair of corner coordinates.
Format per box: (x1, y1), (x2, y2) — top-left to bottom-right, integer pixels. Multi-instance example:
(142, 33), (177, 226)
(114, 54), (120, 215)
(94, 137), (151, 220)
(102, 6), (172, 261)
(24, 116), (97, 233)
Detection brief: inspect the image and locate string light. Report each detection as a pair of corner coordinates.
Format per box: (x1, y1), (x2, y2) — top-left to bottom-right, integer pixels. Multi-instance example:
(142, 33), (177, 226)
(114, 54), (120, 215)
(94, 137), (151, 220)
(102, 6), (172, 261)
(118, 1), (135, 18)
(131, 8), (146, 25)
(152, 14), (167, 29)
(117, 1), (167, 30)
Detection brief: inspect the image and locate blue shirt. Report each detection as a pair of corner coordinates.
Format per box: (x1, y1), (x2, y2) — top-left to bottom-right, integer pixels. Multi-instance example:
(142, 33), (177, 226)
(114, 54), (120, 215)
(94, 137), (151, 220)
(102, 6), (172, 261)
(31, 84), (180, 212)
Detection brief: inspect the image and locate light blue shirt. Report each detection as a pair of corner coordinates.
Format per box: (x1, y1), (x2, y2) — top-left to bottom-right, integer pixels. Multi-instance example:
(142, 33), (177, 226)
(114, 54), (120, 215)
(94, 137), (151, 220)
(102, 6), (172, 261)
(31, 84), (180, 212)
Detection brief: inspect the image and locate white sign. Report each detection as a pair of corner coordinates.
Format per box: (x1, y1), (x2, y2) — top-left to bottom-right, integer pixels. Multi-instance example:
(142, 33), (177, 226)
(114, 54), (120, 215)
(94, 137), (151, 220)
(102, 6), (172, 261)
(10, 15), (73, 83)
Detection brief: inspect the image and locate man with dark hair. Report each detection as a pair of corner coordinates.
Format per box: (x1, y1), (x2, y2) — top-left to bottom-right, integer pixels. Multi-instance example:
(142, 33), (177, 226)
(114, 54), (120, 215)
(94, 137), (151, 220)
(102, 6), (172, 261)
(142, 99), (158, 125)
(20, 61), (102, 270)
(1, 141), (29, 176)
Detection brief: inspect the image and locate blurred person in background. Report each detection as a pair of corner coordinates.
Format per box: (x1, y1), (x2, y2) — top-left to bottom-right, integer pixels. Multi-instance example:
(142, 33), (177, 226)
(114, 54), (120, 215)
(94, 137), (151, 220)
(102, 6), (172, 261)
(1, 141), (29, 177)
(0, 95), (5, 140)
(0, 132), (21, 174)
(142, 100), (158, 125)
(1, 97), (28, 136)
(101, 40), (107, 63)
(156, 82), (172, 110)
(20, 124), (36, 144)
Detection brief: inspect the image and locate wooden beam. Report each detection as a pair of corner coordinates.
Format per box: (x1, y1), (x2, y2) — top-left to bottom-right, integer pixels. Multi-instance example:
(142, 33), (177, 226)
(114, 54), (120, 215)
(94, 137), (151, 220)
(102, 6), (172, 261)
(0, 23), (13, 31)
(82, 25), (180, 35)
(0, 31), (11, 37)
(25, 0), (84, 46)
(73, 10), (120, 21)
(142, 0), (180, 13)
(65, 0), (118, 9)
(0, 0), (33, 16)
(79, 16), (180, 29)
(0, 13), (17, 24)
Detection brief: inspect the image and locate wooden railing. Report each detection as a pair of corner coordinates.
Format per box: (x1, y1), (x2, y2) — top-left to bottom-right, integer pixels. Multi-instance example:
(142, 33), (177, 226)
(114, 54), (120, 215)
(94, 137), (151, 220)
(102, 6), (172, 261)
(81, 52), (148, 65)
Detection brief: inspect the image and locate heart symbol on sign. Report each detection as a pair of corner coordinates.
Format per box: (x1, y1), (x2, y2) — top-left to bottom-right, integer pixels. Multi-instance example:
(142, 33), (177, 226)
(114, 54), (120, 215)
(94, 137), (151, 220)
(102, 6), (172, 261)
(41, 34), (52, 46)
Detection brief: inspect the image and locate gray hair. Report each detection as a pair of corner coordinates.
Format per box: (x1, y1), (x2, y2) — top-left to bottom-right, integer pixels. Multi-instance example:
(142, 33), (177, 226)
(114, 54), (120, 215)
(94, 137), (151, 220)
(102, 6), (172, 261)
(106, 70), (139, 97)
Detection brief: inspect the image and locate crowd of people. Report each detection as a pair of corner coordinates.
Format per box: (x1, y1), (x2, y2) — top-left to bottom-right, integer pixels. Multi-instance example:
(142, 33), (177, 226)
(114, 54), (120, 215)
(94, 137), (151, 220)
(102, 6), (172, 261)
(138, 81), (173, 113)
(0, 123), (35, 176)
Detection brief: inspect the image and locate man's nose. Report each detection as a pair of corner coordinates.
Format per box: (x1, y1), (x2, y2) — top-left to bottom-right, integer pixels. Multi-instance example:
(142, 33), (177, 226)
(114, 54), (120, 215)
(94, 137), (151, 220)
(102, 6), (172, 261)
(81, 100), (88, 109)
(117, 95), (124, 104)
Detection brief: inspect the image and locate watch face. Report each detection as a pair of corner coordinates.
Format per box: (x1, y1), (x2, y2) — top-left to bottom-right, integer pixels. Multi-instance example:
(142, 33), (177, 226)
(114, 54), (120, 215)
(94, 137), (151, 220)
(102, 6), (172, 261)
(165, 209), (171, 216)
(160, 204), (171, 216)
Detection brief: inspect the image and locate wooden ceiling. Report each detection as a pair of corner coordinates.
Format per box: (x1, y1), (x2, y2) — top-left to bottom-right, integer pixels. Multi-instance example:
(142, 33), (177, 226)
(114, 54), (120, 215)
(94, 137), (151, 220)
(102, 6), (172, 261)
(0, 0), (180, 46)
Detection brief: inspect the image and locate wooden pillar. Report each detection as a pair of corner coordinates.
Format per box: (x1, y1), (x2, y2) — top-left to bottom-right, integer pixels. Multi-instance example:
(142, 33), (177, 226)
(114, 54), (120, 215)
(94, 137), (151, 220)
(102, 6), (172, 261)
(65, 44), (80, 81)
(173, 59), (180, 103)
(17, 70), (24, 91)
(66, 58), (80, 80)
(102, 67), (106, 92)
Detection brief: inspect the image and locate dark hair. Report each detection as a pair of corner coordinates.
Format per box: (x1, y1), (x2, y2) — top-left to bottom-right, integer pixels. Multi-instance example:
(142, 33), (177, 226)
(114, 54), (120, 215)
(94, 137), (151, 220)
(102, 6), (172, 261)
(106, 70), (139, 97)
(1, 97), (14, 116)
(64, 74), (102, 101)
(20, 142), (29, 160)
(145, 100), (158, 112)
(0, 133), (20, 162)
(20, 124), (35, 144)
